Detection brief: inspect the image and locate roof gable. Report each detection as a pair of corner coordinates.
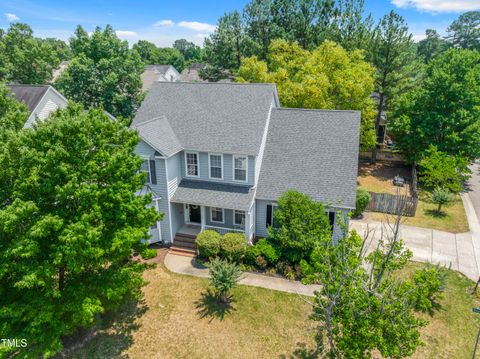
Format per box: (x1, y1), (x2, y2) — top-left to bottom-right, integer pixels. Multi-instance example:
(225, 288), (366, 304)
(132, 116), (183, 157)
(131, 82), (278, 156)
(256, 108), (360, 208)
(7, 84), (50, 112)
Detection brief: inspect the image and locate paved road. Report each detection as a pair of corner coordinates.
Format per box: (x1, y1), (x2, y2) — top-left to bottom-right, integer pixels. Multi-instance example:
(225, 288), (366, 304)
(466, 162), (480, 224)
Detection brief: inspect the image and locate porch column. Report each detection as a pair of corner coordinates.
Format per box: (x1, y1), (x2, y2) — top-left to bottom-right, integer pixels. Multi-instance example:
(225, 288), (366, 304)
(200, 205), (206, 231)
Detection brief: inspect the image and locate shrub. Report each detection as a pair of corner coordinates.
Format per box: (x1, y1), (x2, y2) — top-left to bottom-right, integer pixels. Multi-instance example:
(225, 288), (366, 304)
(220, 232), (247, 262)
(352, 188), (371, 218)
(255, 255), (268, 269)
(141, 248), (157, 260)
(255, 239), (281, 265)
(208, 259), (242, 303)
(196, 230), (221, 259)
(410, 267), (445, 312)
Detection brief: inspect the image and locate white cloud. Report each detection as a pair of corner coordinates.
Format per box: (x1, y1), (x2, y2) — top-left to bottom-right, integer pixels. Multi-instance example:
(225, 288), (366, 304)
(5, 13), (20, 22)
(178, 21), (216, 33)
(115, 30), (137, 37)
(391, 0), (480, 13)
(153, 19), (175, 27)
(194, 33), (209, 39)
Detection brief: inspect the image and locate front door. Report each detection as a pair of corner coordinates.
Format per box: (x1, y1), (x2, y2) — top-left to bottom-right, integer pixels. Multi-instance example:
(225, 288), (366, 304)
(188, 204), (201, 224)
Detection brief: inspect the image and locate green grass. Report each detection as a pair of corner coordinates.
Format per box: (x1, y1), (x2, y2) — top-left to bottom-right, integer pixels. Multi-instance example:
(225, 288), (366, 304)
(61, 262), (480, 358)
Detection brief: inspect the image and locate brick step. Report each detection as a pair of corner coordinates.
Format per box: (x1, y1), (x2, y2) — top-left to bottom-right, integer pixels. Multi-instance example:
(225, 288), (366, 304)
(174, 235), (196, 243)
(175, 232), (197, 239)
(173, 239), (196, 249)
(169, 246), (196, 257)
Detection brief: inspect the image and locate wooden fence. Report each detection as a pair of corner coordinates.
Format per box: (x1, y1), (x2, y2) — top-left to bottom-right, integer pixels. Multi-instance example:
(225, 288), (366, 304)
(366, 192), (418, 217)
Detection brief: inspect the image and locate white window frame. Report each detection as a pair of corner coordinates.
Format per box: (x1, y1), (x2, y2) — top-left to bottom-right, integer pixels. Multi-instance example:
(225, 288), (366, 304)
(233, 155), (248, 183)
(233, 210), (245, 226)
(210, 207), (224, 224)
(140, 155), (151, 184)
(185, 151), (200, 178)
(208, 153), (223, 180)
(266, 203), (278, 228)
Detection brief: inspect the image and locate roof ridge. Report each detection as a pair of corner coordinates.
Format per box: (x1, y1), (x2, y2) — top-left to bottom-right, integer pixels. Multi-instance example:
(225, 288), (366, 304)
(274, 107), (359, 114)
(151, 81), (277, 87)
(7, 84), (50, 88)
(132, 115), (168, 127)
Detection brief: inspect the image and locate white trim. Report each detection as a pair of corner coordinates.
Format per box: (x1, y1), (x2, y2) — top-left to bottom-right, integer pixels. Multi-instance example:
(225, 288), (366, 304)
(155, 198), (162, 242)
(164, 159), (174, 243)
(233, 210), (245, 226)
(210, 207), (225, 224)
(232, 155), (248, 183)
(184, 151), (200, 178)
(208, 153), (224, 180)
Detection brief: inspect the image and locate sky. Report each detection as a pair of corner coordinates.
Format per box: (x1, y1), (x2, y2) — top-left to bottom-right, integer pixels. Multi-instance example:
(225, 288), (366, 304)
(0, 0), (479, 47)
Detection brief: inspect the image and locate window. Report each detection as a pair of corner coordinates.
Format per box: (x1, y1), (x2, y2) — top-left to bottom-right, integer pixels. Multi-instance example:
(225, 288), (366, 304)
(150, 221), (158, 229)
(209, 153), (223, 179)
(266, 204), (278, 228)
(233, 155), (247, 182)
(234, 210), (245, 226)
(328, 212), (336, 231)
(140, 159), (151, 183)
(185, 152), (199, 177)
(210, 207), (224, 223)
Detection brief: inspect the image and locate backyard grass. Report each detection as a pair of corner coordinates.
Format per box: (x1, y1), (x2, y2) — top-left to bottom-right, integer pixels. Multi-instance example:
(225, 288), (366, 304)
(61, 260), (480, 358)
(358, 162), (469, 233)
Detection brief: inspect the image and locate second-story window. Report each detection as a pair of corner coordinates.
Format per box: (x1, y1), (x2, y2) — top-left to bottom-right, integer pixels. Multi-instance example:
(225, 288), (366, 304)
(233, 155), (247, 182)
(186, 152), (199, 177)
(209, 153), (223, 179)
(140, 159), (151, 183)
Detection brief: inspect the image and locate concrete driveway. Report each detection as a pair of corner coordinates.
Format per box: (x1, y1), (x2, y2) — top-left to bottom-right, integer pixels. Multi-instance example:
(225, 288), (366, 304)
(466, 162), (480, 225)
(350, 220), (480, 281)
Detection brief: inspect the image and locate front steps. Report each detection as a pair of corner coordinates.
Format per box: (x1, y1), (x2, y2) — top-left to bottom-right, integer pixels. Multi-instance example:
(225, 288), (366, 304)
(169, 233), (197, 257)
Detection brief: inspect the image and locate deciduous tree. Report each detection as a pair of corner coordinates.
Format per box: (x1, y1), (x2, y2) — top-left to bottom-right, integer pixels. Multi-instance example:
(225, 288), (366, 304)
(55, 25), (144, 119)
(417, 29), (449, 63)
(446, 11), (480, 50)
(0, 105), (160, 358)
(238, 39), (376, 149)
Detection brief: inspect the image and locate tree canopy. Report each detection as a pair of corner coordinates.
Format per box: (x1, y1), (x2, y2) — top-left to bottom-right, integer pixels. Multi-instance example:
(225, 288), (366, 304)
(55, 25), (144, 119)
(133, 40), (186, 71)
(0, 105), (159, 357)
(238, 39), (376, 149)
(446, 11), (480, 50)
(417, 29), (449, 63)
(391, 48), (480, 163)
(0, 23), (59, 84)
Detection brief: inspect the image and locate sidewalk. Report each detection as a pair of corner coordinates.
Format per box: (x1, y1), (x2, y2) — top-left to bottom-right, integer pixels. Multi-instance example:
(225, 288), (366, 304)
(164, 253), (321, 297)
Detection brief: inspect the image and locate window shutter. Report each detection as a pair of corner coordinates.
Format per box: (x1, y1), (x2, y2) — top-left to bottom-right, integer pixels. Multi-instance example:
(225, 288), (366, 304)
(149, 160), (157, 184)
(266, 205), (272, 227)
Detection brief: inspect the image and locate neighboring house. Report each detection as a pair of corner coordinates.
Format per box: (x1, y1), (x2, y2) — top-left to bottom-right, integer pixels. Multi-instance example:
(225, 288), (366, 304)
(7, 84), (68, 128)
(179, 63), (206, 82)
(131, 82), (360, 246)
(141, 65), (180, 91)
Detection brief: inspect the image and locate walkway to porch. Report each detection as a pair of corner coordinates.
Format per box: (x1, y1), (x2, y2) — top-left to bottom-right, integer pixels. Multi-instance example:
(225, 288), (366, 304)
(177, 224), (202, 237)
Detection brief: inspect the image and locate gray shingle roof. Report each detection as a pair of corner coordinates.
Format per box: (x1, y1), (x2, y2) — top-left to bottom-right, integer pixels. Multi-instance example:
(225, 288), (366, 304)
(7, 84), (49, 112)
(131, 116), (182, 157)
(256, 108), (360, 209)
(131, 82), (278, 156)
(171, 179), (254, 210)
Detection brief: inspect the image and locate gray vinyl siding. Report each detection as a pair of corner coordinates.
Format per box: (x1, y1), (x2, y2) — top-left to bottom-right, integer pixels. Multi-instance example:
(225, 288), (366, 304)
(255, 199), (348, 241)
(135, 140), (173, 242)
(205, 206), (245, 230)
(166, 151), (182, 199)
(25, 88), (67, 128)
(180, 151), (255, 186)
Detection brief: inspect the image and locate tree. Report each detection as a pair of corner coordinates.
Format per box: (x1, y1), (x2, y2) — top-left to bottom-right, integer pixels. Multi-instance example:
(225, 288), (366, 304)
(446, 11), (480, 50)
(173, 38), (204, 62)
(431, 187), (454, 213)
(41, 38), (71, 61)
(156, 47), (186, 72)
(0, 23), (59, 84)
(352, 188), (371, 217)
(208, 259), (242, 303)
(391, 48), (480, 163)
(417, 29), (449, 63)
(132, 39), (159, 63)
(204, 11), (253, 70)
(238, 39), (377, 149)
(302, 200), (442, 357)
(419, 146), (470, 194)
(369, 11), (419, 163)
(0, 83), (29, 139)
(55, 25), (144, 119)
(0, 105), (160, 357)
(268, 190), (331, 264)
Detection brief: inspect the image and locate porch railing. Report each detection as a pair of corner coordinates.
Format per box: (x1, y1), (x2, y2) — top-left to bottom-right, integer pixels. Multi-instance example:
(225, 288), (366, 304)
(204, 225), (244, 236)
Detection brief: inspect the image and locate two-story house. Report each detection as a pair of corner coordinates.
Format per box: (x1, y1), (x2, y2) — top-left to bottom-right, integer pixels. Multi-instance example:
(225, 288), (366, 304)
(131, 82), (360, 249)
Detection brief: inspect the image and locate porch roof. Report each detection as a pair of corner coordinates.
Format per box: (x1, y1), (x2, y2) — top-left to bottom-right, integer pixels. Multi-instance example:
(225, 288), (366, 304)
(171, 179), (254, 210)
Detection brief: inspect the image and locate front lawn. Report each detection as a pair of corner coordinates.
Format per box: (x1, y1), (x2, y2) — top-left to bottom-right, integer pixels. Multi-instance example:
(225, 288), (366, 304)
(61, 260), (480, 358)
(358, 162), (469, 233)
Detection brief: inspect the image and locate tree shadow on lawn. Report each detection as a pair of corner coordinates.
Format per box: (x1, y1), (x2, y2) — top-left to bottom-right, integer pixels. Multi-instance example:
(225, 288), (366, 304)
(195, 289), (236, 322)
(58, 299), (148, 358)
(425, 209), (447, 218)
